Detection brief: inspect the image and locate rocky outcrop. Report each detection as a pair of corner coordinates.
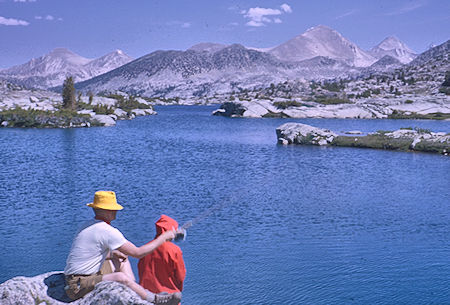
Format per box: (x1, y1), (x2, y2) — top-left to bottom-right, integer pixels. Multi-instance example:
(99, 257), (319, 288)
(275, 123), (337, 145)
(0, 81), (157, 128)
(0, 272), (148, 305)
(213, 97), (450, 120)
(276, 123), (450, 155)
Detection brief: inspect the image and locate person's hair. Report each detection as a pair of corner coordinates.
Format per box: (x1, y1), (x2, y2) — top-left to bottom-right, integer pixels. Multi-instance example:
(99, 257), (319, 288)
(94, 208), (107, 216)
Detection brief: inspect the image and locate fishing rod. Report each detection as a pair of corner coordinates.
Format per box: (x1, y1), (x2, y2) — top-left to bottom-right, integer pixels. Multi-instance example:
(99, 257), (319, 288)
(174, 195), (238, 241)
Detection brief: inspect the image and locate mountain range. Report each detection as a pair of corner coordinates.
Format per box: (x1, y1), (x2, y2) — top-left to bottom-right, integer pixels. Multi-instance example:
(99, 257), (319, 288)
(0, 25), (428, 97)
(0, 48), (133, 89)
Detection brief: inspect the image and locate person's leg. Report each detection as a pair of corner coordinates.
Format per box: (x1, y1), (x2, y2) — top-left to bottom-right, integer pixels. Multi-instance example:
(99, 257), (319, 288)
(103, 270), (181, 304)
(103, 272), (148, 299)
(110, 256), (136, 282)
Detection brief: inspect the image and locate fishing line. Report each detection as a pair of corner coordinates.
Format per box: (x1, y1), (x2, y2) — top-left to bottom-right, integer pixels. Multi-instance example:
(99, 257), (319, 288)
(175, 193), (241, 241)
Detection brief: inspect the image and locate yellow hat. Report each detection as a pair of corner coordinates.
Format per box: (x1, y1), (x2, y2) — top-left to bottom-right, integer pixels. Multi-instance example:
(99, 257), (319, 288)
(86, 191), (123, 210)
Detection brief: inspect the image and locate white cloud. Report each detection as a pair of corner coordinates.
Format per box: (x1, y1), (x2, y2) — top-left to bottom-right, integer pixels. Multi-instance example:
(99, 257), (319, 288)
(167, 20), (192, 28)
(280, 4), (292, 13)
(14, 0), (36, 2)
(335, 9), (357, 20)
(241, 4), (292, 27)
(34, 15), (62, 22)
(0, 16), (29, 26)
(385, 1), (427, 16)
(246, 20), (265, 27)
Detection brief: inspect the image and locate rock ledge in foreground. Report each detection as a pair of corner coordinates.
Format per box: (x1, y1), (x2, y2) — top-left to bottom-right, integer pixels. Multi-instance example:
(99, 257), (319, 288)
(276, 123), (450, 155)
(0, 271), (148, 305)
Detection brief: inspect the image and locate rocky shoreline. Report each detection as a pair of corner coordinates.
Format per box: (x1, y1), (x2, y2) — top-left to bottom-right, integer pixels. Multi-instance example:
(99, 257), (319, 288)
(212, 96), (450, 120)
(276, 123), (450, 155)
(0, 272), (148, 305)
(0, 86), (157, 128)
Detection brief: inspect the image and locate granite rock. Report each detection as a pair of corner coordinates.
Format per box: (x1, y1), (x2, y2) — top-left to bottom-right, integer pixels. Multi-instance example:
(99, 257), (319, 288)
(0, 272), (149, 305)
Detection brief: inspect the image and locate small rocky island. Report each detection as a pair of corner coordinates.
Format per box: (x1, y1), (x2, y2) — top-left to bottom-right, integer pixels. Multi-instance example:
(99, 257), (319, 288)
(276, 123), (449, 155)
(0, 78), (156, 128)
(0, 272), (148, 305)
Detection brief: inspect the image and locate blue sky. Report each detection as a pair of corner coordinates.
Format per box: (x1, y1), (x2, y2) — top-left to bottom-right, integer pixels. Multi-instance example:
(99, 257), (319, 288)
(0, 0), (449, 68)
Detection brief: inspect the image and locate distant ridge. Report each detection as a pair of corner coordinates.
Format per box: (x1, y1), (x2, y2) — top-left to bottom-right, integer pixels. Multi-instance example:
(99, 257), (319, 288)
(0, 48), (133, 89)
(1, 25), (441, 98)
(74, 43), (359, 97)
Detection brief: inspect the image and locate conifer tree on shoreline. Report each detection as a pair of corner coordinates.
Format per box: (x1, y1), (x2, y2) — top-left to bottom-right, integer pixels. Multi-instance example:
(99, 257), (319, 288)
(62, 76), (76, 110)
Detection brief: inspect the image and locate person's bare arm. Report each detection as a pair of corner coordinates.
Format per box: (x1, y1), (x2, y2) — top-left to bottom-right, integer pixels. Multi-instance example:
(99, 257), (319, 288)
(111, 249), (128, 262)
(118, 230), (175, 259)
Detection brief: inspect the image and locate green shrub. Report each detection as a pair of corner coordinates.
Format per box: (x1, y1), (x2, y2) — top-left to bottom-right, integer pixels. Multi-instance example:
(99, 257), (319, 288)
(405, 100), (414, 104)
(439, 87), (450, 95)
(0, 107), (91, 128)
(107, 94), (152, 114)
(361, 90), (371, 98)
(314, 96), (352, 105)
(321, 82), (344, 92)
(414, 127), (431, 134)
(371, 88), (381, 95)
(93, 104), (114, 115)
(332, 134), (413, 151)
(273, 100), (306, 109)
(388, 110), (450, 120)
(441, 71), (450, 87)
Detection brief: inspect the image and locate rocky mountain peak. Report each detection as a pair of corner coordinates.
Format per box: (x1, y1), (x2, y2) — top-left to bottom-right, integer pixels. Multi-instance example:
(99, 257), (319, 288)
(269, 25), (376, 67)
(303, 24), (339, 36)
(377, 36), (409, 50)
(188, 42), (227, 53)
(370, 36), (416, 64)
(46, 47), (91, 66)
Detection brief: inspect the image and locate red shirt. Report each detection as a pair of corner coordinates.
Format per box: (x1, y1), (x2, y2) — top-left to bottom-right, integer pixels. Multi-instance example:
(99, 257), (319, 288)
(138, 215), (186, 294)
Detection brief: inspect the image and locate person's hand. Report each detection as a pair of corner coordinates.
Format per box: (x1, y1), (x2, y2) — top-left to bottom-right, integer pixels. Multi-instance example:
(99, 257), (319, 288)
(175, 228), (186, 241)
(112, 250), (128, 262)
(162, 229), (176, 241)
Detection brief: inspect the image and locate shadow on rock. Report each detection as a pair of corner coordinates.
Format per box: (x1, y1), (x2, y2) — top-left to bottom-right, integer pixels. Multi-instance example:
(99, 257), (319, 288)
(44, 273), (73, 303)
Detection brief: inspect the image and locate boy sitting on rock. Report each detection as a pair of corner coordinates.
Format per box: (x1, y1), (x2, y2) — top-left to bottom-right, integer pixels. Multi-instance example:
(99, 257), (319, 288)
(138, 215), (186, 304)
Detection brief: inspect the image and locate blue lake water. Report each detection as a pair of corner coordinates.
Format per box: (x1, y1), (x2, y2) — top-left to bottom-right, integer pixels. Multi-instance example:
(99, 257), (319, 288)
(0, 105), (449, 304)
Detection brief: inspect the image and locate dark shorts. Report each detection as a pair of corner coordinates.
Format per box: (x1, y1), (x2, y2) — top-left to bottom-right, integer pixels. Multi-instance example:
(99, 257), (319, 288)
(64, 260), (113, 300)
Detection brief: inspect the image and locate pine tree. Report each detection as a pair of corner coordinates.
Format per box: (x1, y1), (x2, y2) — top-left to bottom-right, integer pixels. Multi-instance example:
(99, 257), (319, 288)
(62, 76), (76, 110)
(88, 91), (94, 104)
(442, 71), (450, 87)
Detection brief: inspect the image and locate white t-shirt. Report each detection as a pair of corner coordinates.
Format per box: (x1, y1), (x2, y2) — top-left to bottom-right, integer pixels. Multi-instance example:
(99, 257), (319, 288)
(64, 219), (127, 275)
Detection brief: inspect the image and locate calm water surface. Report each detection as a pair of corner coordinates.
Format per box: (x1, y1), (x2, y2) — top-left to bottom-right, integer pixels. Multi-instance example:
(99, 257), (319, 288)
(0, 105), (449, 304)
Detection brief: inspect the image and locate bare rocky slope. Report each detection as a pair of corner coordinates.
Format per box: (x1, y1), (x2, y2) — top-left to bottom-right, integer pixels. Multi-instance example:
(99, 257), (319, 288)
(74, 44), (361, 98)
(0, 48), (133, 89)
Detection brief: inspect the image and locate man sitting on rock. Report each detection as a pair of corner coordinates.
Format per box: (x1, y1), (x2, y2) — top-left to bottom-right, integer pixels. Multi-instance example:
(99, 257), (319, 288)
(64, 191), (182, 304)
(138, 215), (186, 304)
